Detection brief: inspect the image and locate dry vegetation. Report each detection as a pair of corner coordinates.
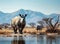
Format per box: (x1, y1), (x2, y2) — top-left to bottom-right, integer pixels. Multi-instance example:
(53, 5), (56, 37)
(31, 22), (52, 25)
(0, 27), (60, 36)
(0, 27), (46, 35)
(0, 28), (13, 35)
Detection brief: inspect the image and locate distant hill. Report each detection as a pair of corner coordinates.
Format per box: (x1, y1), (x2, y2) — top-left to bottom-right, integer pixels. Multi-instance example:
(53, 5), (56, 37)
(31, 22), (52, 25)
(0, 9), (60, 25)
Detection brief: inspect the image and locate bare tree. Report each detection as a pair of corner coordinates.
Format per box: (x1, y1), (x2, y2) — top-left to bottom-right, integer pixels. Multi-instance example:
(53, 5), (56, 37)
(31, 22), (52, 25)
(43, 18), (50, 28)
(28, 22), (36, 28)
(43, 16), (60, 33)
(36, 21), (44, 30)
(43, 18), (49, 24)
(37, 21), (44, 27)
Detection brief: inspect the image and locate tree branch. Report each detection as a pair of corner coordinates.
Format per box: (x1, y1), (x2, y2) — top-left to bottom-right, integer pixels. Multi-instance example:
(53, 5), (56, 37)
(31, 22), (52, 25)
(48, 18), (54, 29)
(54, 16), (59, 29)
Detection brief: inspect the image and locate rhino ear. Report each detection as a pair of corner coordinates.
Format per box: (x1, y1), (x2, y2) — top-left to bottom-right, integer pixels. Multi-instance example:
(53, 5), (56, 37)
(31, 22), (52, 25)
(19, 14), (22, 17)
(25, 14), (27, 17)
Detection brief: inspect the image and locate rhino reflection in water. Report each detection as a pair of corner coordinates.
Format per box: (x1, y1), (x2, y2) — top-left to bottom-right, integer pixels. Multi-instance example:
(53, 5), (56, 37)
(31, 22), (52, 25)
(11, 36), (25, 44)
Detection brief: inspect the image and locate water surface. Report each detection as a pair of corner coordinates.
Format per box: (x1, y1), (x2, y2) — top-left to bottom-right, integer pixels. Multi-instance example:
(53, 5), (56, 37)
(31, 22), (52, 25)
(0, 35), (60, 44)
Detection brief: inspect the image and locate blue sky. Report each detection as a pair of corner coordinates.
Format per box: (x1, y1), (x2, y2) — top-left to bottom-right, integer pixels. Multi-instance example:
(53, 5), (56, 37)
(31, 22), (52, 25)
(0, 0), (60, 15)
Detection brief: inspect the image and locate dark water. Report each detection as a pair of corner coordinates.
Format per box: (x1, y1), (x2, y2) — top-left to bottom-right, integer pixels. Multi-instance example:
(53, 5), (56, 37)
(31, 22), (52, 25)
(0, 35), (60, 44)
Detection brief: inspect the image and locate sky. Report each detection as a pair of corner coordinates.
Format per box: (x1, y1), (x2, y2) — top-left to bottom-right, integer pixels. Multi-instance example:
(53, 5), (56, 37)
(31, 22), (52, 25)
(0, 0), (60, 15)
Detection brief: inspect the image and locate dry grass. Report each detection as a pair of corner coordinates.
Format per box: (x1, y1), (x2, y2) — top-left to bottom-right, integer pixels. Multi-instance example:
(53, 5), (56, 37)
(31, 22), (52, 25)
(0, 28), (13, 35)
(23, 27), (37, 34)
(0, 27), (60, 36)
(0, 27), (47, 35)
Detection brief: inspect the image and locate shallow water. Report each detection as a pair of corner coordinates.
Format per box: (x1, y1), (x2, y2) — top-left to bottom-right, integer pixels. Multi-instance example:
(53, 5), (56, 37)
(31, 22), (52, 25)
(0, 35), (60, 44)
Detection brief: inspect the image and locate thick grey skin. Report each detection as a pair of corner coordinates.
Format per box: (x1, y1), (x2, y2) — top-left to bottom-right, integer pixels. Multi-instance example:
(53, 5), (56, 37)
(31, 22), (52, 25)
(11, 14), (27, 34)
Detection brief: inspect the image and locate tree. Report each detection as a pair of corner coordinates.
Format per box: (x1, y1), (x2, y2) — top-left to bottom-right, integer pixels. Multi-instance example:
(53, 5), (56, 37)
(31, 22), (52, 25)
(28, 22), (36, 28)
(37, 21), (44, 27)
(36, 21), (44, 30)
(43, 16), (60, 33)
(43, 18), (49, 24)
(43, 18), (50, 28)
